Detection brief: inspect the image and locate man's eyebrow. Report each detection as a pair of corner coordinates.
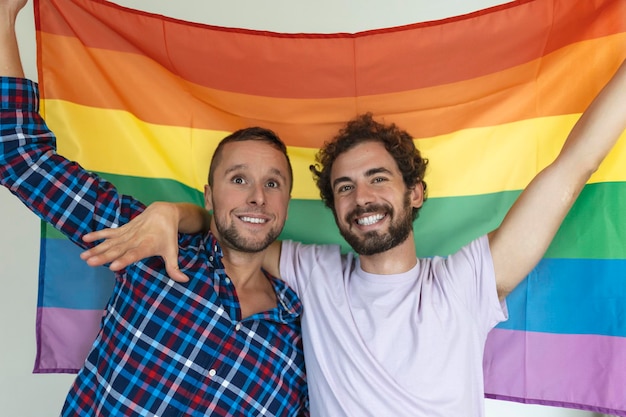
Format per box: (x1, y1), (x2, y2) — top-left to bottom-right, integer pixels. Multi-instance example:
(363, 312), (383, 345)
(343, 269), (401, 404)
(332, 176), (352, 189)
(224, 164), (247, 176)
(268, 167), (288, 183)
(364, 167), (392, 177)
(224, 164), (288, 182)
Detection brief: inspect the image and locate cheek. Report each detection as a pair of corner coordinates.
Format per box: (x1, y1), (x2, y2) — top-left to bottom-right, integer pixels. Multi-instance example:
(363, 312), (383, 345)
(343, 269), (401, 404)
(269, 194), (290, 214)
(333, 199), (350, 220)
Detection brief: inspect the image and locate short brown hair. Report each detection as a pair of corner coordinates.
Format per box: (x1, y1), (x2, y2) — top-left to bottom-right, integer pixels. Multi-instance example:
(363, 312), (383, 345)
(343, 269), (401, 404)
(209, 127), (293, 193)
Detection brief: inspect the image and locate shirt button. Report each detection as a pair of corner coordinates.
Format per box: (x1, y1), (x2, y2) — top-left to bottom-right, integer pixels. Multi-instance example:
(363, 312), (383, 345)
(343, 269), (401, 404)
(209, 255), (213, 262)
(208, 369), (216, 377)
(235, 323), (241, 331)
(224, 277), (231, 284)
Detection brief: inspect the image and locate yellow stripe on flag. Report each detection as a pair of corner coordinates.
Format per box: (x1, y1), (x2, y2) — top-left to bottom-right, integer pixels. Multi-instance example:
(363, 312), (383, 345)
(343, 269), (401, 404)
(45, 99), (626, 199)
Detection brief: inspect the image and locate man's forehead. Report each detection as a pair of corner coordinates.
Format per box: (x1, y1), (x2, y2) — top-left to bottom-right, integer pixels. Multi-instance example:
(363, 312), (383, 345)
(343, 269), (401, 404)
(221, 140), (283, 160)
(332, 143), (394, 175)
(218, 142), (289, 176)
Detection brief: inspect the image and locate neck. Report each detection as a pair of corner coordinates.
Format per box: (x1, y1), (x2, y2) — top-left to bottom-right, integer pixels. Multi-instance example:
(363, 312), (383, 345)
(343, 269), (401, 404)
(220, 245), (268, 289)
(358, 233), (418, 275)
(220, 245), (279, 319)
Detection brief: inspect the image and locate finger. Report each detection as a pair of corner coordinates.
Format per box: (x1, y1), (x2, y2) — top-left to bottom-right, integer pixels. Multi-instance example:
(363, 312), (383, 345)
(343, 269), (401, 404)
(81, 239), (130, 264)
(80, 239), (115, 260)
(166, 263), (189, 283)
(82, 249), (125, 267)
(83, 253), (112, 267)
(163, 250), (188, 282)
(108, 248), (151, 271)
(82, 228), (123, 243)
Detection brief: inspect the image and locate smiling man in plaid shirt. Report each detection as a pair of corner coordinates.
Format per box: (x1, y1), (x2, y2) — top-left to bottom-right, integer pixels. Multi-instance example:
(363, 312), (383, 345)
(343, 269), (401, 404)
(0, 1), (308, 416)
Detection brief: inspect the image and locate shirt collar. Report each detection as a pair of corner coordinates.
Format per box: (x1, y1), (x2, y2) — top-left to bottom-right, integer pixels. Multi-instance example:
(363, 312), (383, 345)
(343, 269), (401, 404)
(203, 231), (302, 323)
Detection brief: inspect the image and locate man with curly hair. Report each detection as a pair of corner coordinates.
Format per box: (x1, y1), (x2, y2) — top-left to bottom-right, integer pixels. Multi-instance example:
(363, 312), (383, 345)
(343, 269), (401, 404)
(310, 113), (428, 255)
(83, 64), (626, 416)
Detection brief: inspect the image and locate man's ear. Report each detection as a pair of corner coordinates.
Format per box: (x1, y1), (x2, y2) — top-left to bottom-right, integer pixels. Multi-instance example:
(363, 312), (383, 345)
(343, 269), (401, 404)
(410, 181), (425, 209)
(204, 184), (214, 211)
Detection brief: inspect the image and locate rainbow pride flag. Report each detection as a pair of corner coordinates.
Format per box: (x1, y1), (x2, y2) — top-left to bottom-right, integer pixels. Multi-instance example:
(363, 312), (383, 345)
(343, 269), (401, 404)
(33, 0), (626, 414)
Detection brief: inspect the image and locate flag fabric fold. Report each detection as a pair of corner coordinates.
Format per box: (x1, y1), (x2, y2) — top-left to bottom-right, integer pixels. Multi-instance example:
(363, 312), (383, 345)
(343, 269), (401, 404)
(33, 0), (626, 414)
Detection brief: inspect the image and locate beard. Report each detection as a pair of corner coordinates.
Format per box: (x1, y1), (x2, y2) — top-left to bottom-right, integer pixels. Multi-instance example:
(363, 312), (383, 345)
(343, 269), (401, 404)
(212, 200), (283, 253)
(215, 219), (281, 253)
(337, 191), (414, 256)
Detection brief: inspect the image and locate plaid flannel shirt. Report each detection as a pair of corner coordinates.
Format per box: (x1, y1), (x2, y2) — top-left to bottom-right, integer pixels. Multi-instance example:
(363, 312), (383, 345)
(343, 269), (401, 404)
(0, 77), (308, 417)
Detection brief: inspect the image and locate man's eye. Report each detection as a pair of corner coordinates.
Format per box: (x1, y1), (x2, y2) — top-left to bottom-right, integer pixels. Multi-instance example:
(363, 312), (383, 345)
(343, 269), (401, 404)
(266, 180), (279, 188)
(337, 184), (353, 193)
(232, 177), (245, 184)
(373, 177), (387, 183)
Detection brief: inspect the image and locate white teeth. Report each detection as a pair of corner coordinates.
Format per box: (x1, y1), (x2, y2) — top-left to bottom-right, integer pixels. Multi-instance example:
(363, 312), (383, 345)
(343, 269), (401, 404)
(240, 216), (267, 224)
(357, 214), (384, 226)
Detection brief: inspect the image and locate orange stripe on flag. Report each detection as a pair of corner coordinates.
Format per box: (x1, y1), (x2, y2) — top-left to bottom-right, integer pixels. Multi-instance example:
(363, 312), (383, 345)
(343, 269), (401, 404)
(39, 31), (626, 144)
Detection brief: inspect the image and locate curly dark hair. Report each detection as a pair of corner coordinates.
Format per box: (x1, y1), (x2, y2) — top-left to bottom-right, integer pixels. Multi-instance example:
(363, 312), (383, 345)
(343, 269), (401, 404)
(310, 113), (428, 220)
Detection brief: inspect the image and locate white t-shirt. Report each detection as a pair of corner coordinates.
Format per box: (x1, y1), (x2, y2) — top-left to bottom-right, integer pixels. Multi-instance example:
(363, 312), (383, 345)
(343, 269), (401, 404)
(280, 235), (507, 417)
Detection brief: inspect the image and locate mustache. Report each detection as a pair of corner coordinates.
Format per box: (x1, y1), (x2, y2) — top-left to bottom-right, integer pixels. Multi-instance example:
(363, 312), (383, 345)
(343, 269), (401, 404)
(234, 208), (269, 216)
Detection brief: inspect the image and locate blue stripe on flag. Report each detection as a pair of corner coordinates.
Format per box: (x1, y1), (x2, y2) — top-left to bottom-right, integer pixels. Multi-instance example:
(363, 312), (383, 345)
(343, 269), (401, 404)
(40, 238), (115, 309)
(499, 258), (626, 336)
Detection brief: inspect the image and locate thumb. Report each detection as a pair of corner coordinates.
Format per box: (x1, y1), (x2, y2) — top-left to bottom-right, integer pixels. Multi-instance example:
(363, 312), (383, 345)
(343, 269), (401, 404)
(163, 251), (188, 283)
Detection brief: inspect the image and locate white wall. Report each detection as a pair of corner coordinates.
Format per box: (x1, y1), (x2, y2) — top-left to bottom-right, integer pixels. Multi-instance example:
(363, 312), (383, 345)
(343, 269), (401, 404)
(0, 1), (609, 416)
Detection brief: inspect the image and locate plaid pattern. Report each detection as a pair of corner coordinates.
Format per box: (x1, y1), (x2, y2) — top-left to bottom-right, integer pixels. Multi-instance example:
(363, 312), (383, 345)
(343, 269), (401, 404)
(0, 77), (308, 417)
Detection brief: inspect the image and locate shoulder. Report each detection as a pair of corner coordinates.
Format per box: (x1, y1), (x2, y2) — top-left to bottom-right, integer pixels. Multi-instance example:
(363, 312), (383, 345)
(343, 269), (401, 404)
(281, 239), (343, 253)
(279, 240), (355, 292)
(449, 235), (491, 263)
(281, 239), (345, 262)
(426, 235), (492, 279)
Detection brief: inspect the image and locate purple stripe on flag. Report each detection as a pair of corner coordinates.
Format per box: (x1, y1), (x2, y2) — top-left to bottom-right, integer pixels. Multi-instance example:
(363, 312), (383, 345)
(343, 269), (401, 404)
(484, 328), (626, 416)
(34, 307), (104, 373)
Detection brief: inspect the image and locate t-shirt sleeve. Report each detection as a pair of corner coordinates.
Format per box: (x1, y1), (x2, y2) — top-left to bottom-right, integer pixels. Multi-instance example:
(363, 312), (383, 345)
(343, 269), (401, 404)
(279, 240), (309, 297)
(442, 235), (508, 332)
(280, 240), (342, 298)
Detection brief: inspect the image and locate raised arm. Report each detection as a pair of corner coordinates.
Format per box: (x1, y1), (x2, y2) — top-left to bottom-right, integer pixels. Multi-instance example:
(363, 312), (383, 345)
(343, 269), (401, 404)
(0, 0), (26, 77)
(489, 59), (626, 299)
(1, 0), (146, 250)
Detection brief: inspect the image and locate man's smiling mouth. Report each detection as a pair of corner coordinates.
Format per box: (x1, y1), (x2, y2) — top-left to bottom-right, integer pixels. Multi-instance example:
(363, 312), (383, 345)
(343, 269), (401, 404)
(356, 213), (385, 226)
(239, 216), (267, 224)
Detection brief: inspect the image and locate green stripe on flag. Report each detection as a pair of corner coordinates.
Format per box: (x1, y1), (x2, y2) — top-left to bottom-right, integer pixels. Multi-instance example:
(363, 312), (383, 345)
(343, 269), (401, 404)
(43, 175), (626, 260)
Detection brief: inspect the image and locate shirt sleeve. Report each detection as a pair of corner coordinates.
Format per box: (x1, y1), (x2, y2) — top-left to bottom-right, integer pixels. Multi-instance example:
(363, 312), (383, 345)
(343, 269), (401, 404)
(440, 235), (507, 332)
(280, 239), (346, 298)
(0, 77), (145, 249)
(279, 240), (308, 296)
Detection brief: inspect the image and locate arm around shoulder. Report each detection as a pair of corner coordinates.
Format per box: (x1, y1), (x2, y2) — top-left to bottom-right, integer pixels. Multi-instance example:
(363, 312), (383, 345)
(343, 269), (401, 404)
(80, 201), (202, 282)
